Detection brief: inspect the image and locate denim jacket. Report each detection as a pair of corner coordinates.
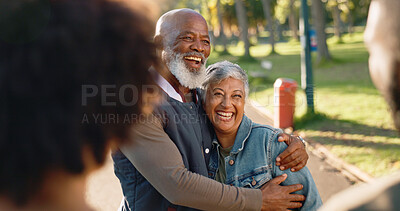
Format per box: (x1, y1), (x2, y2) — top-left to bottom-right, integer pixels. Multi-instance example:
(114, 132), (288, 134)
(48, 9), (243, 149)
(208, 115), (323, 211)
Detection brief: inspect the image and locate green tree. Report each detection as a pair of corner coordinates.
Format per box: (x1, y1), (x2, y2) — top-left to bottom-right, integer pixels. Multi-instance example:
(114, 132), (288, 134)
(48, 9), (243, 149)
(327, 0), (343, 41)
(275, 0), (300, 41)
(234, 0), (251, 57)
(221, 0), (237, 37)
(200, 0), (215, 45)
(261, 0), (276, 54)
(175, 0), (202, 10)
(216, 0), (229, 53)
(311, 0), (331, 63)
(288, 0), (299, 40)
(246, 0), (265, 30)
(343, 0), (354, 34)
(344, 0), (371, 34)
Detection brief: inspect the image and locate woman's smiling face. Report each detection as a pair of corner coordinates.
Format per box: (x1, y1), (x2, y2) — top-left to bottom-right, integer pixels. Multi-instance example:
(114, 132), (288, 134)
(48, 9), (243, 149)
(204, 77), (245, 138)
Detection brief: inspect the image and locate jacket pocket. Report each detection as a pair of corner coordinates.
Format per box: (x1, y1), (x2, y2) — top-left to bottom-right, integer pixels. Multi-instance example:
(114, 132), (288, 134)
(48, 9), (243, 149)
(233, 166), (272, 189)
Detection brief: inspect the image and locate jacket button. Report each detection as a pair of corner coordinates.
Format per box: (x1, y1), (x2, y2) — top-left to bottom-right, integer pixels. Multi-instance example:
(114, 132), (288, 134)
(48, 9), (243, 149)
(229, 159), (235, 166)
(205, 148), (210, 154)
(251, 178), (257, 186)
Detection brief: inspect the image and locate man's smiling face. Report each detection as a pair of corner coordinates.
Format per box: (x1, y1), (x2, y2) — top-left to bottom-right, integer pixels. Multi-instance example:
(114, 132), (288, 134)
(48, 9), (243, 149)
(161, 11), (211, 89)
(170, 12), (210, 72)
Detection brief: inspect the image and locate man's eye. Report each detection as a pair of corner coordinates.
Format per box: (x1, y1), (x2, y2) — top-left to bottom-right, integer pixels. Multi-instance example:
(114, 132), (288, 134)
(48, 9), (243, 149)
(183, 36), (192, 40)
(233, 94), (242, 98)
(203, 40), (210, 45)
(214, 92), (223, 96)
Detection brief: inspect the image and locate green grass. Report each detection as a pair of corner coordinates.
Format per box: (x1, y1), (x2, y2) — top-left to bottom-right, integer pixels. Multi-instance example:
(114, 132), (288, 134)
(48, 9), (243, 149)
(209, 31), (400, 177)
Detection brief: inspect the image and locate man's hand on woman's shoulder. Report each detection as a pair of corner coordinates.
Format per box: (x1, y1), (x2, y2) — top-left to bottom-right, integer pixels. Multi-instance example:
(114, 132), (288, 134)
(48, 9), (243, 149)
(275, 133), (309, 172)
(260, 173), (305, 211)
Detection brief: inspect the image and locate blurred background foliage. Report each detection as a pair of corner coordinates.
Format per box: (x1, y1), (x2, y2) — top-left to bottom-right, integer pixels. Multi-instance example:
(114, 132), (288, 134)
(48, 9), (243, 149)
(156, 0), (399, 178)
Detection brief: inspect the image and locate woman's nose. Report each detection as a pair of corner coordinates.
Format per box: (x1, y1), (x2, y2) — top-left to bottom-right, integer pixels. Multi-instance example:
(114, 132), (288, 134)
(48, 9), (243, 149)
(221, 97), (232, 108)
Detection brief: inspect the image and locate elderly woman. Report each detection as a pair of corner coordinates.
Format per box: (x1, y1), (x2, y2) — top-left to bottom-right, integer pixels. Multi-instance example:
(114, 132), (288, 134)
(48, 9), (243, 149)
(202, 61), (323, 210)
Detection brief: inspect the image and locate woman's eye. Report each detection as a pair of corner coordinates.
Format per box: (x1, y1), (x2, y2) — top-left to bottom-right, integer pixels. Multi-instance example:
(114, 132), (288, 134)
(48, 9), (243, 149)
(214, 92), (223, 96)
(233, 94), (242, 98)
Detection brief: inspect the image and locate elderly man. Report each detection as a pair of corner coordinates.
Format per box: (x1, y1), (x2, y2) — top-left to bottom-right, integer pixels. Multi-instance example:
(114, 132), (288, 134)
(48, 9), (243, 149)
(113, 8), (309, 210)
(320, 0), (400, 210)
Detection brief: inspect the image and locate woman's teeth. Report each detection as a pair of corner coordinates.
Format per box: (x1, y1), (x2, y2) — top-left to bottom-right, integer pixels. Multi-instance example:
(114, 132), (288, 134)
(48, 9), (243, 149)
(217, 112), (233, 120)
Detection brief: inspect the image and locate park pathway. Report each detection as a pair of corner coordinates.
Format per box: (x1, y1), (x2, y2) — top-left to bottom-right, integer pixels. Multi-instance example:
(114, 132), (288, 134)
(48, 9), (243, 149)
(85, 103), (353, 210)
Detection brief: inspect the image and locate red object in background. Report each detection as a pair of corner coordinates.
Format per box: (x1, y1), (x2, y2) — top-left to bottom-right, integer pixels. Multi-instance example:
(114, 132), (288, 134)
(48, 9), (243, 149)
(274, 78), (297, 129)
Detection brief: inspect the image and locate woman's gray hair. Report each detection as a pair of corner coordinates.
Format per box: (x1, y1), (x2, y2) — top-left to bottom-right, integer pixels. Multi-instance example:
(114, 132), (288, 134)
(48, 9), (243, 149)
(201, 60), (249, 102)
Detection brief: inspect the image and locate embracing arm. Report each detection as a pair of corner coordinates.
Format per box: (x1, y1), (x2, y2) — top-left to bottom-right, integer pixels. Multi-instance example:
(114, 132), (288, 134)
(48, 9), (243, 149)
(272, 140), (323, 210)
(275, 133), (309, 172)
(120, 113), (262, 211)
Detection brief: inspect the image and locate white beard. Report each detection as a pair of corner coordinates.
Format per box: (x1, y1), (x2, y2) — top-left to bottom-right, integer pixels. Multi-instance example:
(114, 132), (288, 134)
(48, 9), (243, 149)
(162, 47), (206, 89)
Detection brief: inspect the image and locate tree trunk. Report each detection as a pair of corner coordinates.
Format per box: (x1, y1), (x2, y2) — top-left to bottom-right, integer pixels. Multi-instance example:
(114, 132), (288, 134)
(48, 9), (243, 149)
(347, 13), (353, 35)
(202, 0), (215, 47)
(332, 3), (342, 40)
(261, 0), (276, 54)
(217, 0), (228, 53)
(346, 0), (353, 35)
(276, 20), (283, 41)
(311, 0), (331, 63)
(256, 24), (260, 36)
(289, 0), (299, 41)
(234, 0), (251, 57)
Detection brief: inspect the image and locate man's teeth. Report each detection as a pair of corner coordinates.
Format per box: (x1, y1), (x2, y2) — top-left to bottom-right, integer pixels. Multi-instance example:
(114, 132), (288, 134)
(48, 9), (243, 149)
(185, 56), (202, 62)
(217, 112), (233, 120)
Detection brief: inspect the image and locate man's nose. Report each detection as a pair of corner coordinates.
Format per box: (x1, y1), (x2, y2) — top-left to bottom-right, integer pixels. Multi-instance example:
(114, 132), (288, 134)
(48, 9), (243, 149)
(190, 39), (205, 53)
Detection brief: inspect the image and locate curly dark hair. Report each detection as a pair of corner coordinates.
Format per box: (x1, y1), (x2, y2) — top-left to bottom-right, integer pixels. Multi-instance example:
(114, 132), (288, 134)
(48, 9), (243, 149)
(0, 0), (157, 205)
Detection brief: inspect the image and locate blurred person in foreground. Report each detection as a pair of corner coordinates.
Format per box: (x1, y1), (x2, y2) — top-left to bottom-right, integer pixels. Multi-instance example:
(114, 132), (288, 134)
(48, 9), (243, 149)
(113, 8), (309, 211)
(0, 0), (157, 210)
(320, 0), (400, 210)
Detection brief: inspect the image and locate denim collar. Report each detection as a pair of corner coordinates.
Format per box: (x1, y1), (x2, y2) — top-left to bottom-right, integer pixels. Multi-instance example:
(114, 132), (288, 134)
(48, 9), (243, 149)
(231, 115), (252, 154)
(212, 115), (253, 155)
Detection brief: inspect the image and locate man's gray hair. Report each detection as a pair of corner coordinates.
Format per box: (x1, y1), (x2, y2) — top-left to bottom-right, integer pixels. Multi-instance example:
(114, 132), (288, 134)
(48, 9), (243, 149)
(202, 60), (249, 102)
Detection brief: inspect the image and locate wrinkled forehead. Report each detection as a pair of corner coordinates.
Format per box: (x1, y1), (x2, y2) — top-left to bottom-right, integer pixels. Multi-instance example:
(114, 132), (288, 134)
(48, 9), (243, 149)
(160, 11), (208, 36)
